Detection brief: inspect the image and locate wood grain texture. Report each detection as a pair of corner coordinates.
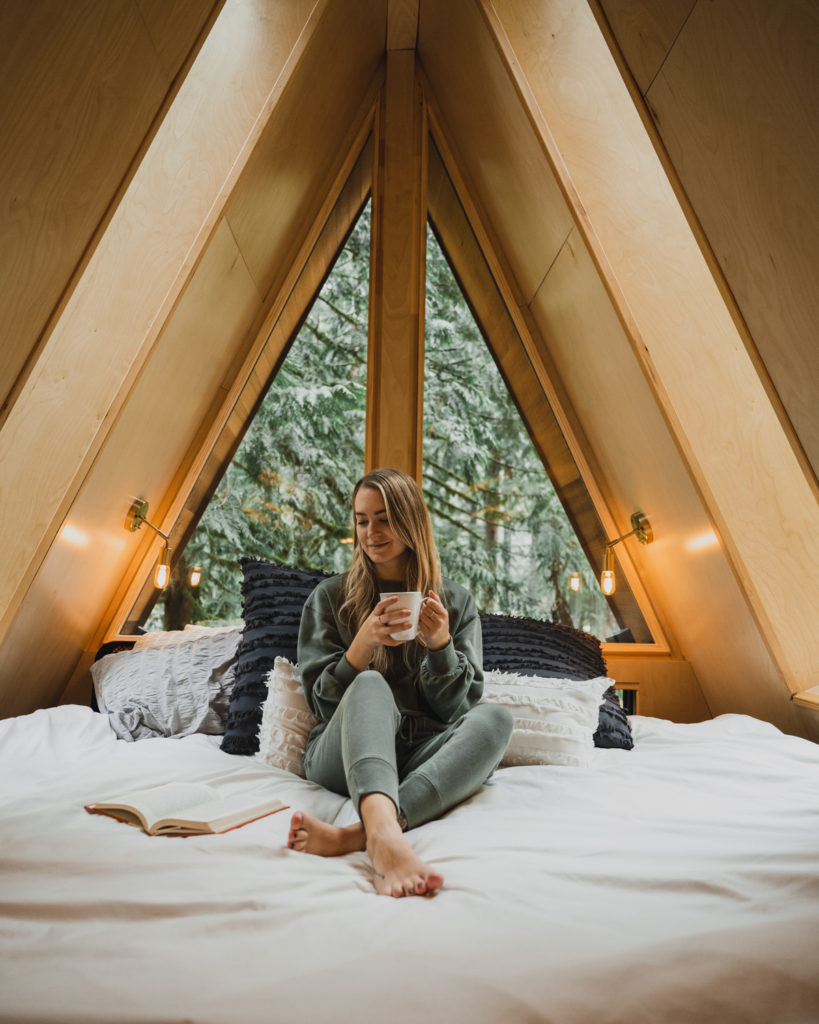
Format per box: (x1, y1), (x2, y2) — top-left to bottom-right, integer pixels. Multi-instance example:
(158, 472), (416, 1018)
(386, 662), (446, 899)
(596, 0), (696, 94)
(0, 0), (166, 417)
(387, 0), (419, 48)
(223, 0), (385, 303)
(136, 0), (225, 81)
(529, 215), (807, 736)
(645, 0), (819, 476)
(418, 0), (574, 305)
(0, 0), (321, 647)
(484, 0), (819, 699)
(0, 219), (261, 716)
(366, 51), (427, 479)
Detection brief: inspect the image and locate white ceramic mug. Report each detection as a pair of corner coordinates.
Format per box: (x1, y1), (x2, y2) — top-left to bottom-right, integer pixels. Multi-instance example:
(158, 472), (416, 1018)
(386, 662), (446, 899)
(379, 591), (424, 642)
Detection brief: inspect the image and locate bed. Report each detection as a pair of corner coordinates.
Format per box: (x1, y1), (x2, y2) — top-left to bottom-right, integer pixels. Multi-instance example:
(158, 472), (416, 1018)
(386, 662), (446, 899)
(1, 562), (818, 1024)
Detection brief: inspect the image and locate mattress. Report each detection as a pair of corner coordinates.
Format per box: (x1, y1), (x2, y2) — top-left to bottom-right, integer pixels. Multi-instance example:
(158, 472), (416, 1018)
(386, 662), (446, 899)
(1, 705), (818, 1023)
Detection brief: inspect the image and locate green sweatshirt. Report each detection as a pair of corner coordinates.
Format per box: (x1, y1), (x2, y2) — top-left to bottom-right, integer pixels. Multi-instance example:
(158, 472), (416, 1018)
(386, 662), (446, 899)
(297, 574), (484, 733)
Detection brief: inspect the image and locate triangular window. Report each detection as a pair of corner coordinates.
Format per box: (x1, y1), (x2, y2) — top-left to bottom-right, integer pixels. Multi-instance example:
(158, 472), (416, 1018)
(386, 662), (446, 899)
(144, 205), (371, 629)
(423, 218), (651, 642)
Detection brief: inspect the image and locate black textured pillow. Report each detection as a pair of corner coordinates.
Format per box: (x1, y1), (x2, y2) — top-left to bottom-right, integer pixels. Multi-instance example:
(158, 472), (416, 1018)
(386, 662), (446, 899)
(479, 613), (632, 749)
(594, 686), (634, 749)
(221, 560), (331, 755)
(480, 613), (607, 681)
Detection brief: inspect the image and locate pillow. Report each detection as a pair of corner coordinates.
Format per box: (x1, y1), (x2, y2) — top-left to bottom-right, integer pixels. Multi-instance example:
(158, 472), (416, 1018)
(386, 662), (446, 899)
(132, 623), (242, 649)
(479, 613), (633, 749)
(221, 560), (331, 755)
(256, 657), (317, 777)
(480, 612), (608, 680)
(482, 670), (611, 768)
(594, 685), (634, 749)
(91, 626), (241, 741)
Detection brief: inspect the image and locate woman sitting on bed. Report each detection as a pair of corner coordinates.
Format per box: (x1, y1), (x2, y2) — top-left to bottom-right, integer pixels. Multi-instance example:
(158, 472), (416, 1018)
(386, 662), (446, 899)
(286, 467), (513, 898)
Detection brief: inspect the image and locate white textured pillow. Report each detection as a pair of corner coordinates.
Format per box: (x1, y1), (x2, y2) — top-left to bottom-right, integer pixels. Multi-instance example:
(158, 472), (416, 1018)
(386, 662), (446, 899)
(482, 671), (611, 768)
(256, 657), (317, 777)
(91, 627), (241, 741)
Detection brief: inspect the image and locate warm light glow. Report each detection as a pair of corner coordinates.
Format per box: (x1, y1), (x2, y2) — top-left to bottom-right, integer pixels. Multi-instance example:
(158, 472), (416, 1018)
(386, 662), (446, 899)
(685, 530), (719, 553)
(600, 569), (616, 596)
(154, 542), (171, 590)
(569, 572), (581, 592)
(189, 566), (202, 587)
(60, 524), (90, 548)
(340, 537), (354, 545)
(154, 561), (170, 590)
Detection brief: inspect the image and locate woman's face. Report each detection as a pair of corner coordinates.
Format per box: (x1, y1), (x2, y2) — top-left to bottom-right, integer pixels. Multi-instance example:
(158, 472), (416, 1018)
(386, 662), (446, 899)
(354, 486), (409, 580)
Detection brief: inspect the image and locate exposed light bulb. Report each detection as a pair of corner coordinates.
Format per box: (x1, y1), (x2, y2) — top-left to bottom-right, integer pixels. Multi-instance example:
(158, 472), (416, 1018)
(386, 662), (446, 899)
(189, 565), (202, 587)
(569, 572), (581, 592)
(154, 542), (171, 590)
(600, 569), (616, 596)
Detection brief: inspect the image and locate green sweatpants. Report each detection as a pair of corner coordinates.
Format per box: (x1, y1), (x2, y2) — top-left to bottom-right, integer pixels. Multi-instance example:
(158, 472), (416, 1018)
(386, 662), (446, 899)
(303, 671), (514, 830)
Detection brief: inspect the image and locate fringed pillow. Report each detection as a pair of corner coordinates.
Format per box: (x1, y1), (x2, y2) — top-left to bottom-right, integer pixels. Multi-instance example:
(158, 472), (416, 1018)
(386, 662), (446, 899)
(221, 560), (330, 755)
(256, 657), (317, 777)
(482, 671), (611, 768)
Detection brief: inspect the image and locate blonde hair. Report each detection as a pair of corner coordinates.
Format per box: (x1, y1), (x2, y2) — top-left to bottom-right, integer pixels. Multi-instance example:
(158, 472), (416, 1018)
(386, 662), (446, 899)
(340, 468), (442, 673)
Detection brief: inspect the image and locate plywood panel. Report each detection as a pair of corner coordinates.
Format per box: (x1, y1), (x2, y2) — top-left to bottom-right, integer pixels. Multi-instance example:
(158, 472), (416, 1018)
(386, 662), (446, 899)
(484, 0), (819, 701)
(596, 0), (696, 94)
(136, 0), (224, 81)
(0, 218), (261, 716)
(645, 0), (819, 476)
(418, 0), (574, 306)
(530, 228), (807, 736)
(603, 655), (710, 722)
(0, 0), (321, 645)
(223, 0), (385, 304)
(0, 0), (166, 417)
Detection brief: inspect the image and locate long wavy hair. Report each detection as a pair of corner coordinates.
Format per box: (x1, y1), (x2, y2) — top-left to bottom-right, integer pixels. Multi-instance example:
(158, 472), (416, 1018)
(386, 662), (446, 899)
(340, 467), (442, 673)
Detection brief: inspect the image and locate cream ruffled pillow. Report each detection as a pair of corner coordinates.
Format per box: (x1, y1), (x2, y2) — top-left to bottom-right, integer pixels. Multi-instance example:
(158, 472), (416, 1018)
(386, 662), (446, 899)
(482, 671), (611, 768)
(256, 657), (317, 777)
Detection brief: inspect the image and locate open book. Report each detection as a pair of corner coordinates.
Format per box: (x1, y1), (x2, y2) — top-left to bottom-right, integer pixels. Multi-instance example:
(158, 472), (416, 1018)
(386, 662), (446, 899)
(85, 780), (288, 836)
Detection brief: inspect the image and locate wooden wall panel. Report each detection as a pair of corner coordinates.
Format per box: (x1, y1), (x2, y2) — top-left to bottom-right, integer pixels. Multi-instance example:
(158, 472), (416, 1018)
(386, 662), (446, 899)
(136, 0), (224, 80)
(642, 0), (819, 477)
(0, 219), (261, 716)
(0, 0), (178, 417)
(596, 0), (695, 93)
(418, 0), (574, 306)
(484, 0), (819, 704)
(223, 0), (385, 305)
(0, 0), (320, 648)
(529, 227), (808, 736)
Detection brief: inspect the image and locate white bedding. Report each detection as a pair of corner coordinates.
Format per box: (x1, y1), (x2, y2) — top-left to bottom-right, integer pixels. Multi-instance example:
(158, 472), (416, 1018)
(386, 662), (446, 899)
(1, 705), (818, 1023)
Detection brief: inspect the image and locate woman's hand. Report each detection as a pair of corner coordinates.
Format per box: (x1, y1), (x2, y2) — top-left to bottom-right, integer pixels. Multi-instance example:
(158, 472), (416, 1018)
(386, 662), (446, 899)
(346, 597), (413, 671)
(419, 591), (450, 651)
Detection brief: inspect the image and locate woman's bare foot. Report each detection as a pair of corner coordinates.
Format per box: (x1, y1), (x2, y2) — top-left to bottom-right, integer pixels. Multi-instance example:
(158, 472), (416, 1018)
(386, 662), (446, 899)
(287, 798), (443, 897)
(366, 821), (444, 898)
(287, 811), (365, 857)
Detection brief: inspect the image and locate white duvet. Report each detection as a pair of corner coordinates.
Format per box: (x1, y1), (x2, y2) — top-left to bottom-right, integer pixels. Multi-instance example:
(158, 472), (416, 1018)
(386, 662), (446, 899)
(1, 706), (818, 1023)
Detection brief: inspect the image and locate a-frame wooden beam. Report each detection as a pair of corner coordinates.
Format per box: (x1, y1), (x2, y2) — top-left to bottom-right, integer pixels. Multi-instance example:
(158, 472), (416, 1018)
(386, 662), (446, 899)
(365, 50), (427, 481)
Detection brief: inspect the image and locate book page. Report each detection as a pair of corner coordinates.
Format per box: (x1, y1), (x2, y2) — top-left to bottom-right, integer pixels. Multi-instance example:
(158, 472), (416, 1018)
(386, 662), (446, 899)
(97, 781), (218, 828)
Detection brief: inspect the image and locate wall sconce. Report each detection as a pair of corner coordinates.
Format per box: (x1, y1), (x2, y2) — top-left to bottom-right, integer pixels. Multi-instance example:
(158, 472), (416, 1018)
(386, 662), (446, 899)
(569, 571), (582, 592)
(125, 499), (171, 590)
(601, 512), (653, 596)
